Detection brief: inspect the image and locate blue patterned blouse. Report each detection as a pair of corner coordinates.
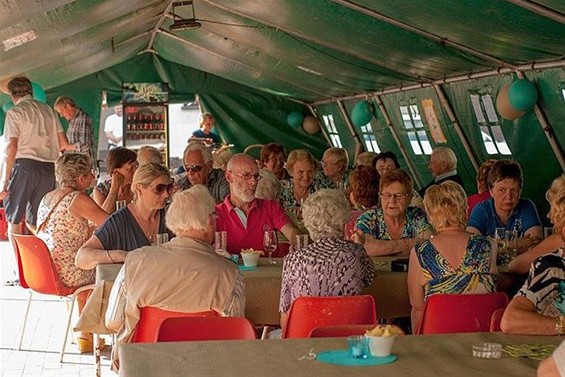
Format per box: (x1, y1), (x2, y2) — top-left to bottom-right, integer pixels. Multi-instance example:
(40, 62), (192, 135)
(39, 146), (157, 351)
(415, 234), (497, 300)
(355, 206), (432, 239)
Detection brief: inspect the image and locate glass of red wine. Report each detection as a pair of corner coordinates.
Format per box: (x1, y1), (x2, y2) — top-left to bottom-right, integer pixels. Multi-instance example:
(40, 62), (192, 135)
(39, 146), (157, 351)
(263, 230), (277, 265)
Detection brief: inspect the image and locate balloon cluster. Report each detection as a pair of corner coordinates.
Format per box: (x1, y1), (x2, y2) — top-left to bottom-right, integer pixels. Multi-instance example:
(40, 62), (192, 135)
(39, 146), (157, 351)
(496, 79), (538, 120)
(286, 111), (320, 134)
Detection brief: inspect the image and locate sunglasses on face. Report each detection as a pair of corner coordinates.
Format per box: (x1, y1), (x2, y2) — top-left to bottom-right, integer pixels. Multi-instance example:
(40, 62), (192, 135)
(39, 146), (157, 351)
(185, 161), (210, 173)
(149, 183), (174, 195)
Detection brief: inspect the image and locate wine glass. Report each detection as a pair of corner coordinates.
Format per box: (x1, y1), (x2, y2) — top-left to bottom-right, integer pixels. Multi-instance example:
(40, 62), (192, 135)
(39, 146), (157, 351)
(263, 230), (277, 265)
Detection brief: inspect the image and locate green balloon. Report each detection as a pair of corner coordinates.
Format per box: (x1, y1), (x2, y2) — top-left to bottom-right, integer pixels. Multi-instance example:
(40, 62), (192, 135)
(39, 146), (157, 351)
(2, 101), (13, 113)
(508, 79), (538, 111)
(287, 111), (304, 128)
(351, 101), (374, 127)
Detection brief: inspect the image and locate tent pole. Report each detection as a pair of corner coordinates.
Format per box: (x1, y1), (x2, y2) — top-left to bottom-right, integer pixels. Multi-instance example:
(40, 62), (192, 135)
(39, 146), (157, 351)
(307, 105), (332, 147)
(336, 100), (364, 162)
(433, 84), (479, 172)
(502, 0), (565, 24)
(532, 104), (565, 171)
(373, 95), (424, 189)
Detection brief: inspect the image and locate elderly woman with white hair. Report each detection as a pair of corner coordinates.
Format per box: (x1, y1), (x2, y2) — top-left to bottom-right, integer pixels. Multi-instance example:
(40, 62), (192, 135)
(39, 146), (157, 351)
(316, 147), (350, 190)
(278, 189), (375, 328)
(106, 185), (244, 368)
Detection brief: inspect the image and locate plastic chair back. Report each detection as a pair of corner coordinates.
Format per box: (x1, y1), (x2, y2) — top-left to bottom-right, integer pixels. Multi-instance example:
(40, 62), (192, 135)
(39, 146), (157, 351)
(157, 317), (257, 342)
(282, 295), (377, 339)
(11, 234), (75, 295)
(417, 293), (508, 335)
(309, 324), (375, 338)
(489, 308), (505, 332)
(133, 307), (219, 343)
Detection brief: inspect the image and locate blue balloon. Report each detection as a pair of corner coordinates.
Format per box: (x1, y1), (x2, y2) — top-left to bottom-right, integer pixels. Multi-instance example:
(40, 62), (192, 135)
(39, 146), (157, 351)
(2, 101), (13, 113)
(351, 101), (374, 127)
(508, 79), (538, 111)
(32, 82), (47, 103)
(287, 111), (304, 128)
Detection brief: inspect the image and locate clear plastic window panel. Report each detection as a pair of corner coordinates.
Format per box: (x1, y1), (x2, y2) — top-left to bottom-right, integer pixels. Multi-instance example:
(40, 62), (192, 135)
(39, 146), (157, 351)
(408, 131), (423, 155)
(410, 105), (424, 129)
(490, 125), (512, 155)
(400, 106), (413, 129)
(470, 94), (486, 123)
(360, 123), (373, 133)
(330, 134), (343, 148)
(480, 126), (498, 155)
(562, 89), (565, 101)
(417, 130), (433, 154)
(363, 134), (380, 153)
(481, 95), (499, 123)
(322, 114), (338, 133)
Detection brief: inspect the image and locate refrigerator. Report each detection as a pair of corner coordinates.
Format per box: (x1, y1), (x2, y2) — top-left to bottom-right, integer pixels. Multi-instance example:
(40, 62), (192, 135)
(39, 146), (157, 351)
(121, 82), (169, 166)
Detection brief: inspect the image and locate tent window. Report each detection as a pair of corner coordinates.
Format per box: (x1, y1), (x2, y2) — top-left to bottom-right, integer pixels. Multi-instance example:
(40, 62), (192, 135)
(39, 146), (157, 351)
(562, 89), (565, 101)
(470, 94), (512, 155)
(400, 105), (432, 155)
(360, 123), (380, 152)
(322, 114), (343, 148)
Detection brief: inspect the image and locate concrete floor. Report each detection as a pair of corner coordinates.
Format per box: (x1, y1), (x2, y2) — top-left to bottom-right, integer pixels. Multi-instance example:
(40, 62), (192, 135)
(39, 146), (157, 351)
(0, 240), (115, 377)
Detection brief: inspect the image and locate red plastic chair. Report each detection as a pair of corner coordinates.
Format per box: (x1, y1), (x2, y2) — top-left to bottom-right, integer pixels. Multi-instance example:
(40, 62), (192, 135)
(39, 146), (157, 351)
(282, 295), (377, 339)
(11, 234), (95, 362)
(417, 292), (509, 335)
(156, 316), (257, 342)
(308, 324), (375, 338)
(489, 308), (505, 332)
(133, 307), (219, 343)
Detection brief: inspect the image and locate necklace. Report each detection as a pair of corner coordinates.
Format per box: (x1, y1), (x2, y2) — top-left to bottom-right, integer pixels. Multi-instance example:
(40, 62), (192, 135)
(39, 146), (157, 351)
(131, 204), (158, 242)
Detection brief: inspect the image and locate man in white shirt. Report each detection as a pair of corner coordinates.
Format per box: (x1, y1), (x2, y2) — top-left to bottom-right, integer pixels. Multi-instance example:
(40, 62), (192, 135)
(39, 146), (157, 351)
(104, 105), (123, 149)
(0, 77), (74, 235)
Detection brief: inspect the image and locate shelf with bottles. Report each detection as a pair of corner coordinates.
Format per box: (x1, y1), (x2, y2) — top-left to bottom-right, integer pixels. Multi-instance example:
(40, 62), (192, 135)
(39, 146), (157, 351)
(125, 112), (166, 132)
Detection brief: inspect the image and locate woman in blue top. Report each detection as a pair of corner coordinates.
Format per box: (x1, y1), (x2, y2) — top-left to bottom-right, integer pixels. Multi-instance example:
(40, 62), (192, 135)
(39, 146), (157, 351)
(76, 163), (173, 269)
(353, 169), (432, 256)
(467, 159), (542, 254)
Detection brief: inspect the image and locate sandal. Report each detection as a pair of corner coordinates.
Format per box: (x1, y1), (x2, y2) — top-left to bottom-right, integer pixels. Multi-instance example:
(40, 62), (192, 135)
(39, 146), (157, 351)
(77, 336), (106, 354)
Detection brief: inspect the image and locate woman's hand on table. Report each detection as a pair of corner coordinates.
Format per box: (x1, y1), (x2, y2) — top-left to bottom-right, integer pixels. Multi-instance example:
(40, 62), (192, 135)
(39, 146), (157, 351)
(351, 229), (365, 244)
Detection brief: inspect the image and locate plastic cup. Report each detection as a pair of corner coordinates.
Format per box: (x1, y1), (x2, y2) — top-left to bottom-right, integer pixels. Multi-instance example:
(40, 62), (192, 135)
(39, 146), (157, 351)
(347, 335), (368, 359)
(116, 200), (127, 211)
(215, 231), (227, 252)
(156, 233), (169, 245)
(295, 234), (309, 250)
(241, 252), (260, 267)
(365, 335), (395, 357)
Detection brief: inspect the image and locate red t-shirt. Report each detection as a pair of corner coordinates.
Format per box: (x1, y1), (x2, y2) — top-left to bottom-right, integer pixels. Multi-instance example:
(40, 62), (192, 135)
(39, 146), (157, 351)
(216, 196), (291, 256)
(467, 190), (491, 218)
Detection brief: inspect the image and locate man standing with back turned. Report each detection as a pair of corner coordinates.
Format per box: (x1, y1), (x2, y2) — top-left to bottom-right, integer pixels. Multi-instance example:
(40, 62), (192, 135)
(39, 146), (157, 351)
(0, 77), (74, 235)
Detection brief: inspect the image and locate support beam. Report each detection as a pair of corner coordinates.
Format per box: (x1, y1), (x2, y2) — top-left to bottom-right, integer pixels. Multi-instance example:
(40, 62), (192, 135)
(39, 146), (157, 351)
(336, 100), (364, 162)
(433, 84), (479, 172)
(374, 95), (423, 189)
(502, 0), (565, 24)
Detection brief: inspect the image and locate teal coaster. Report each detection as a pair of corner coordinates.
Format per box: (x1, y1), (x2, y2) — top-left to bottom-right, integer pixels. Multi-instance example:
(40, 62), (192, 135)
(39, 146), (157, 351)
(238, 265), (257, 271)
(316, 350), (397, 366)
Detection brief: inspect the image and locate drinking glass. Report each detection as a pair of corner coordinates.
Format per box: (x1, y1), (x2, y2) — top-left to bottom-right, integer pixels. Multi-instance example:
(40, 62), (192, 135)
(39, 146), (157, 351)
(214, 231), (227, 252)
(295, 234), (309, 251)
(505, 230), (519, 259)
(263, 230), (277, 265)
(543, 227), (555, 239)
(116, 200), (127, 211)
(156, 233), (169, 245)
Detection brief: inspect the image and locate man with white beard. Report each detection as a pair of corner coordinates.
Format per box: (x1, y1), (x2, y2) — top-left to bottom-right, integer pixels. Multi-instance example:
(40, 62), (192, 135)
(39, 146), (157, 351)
(216, 153), (299, 255)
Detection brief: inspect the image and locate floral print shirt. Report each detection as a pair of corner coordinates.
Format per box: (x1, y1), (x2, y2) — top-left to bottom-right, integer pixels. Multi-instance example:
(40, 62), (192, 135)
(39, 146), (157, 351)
(355, 206), (432, 239)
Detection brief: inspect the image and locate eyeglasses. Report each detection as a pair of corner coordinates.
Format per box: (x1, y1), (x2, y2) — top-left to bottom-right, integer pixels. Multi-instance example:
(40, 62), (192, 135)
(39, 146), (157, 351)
(148, 183), (174, 195)
(230, 172), (262, 181)
(380, 192), (409, 200)
(321, 160), (339, 167)
(184, 161), (211, 173)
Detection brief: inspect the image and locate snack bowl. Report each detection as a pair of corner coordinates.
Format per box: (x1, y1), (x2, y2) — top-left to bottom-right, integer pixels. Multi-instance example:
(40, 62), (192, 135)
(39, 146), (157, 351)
(241, 251), (261, 267)
(364, 335), (395, 357)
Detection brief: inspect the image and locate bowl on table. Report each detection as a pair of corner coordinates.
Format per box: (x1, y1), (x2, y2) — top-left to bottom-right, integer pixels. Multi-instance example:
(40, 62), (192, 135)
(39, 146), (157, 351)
(241, 249), (263, 267)
(364, 325), (403, 357)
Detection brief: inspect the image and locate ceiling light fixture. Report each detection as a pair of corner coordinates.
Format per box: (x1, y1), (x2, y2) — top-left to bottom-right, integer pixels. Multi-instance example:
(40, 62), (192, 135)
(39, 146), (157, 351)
(169, 1), (201, 31)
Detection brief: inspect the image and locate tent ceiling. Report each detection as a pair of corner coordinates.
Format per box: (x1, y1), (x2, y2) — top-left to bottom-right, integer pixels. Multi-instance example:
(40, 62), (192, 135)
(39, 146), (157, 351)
(1, 0), (564, 102)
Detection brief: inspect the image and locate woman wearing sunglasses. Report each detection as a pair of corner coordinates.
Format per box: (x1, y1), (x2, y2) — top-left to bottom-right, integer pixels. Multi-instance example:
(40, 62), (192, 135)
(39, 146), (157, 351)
(76, 163), (174, 269)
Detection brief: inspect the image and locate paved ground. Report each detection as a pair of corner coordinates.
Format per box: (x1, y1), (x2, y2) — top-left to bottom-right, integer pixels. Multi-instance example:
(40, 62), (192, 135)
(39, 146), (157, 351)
(0, 240), (115, 376)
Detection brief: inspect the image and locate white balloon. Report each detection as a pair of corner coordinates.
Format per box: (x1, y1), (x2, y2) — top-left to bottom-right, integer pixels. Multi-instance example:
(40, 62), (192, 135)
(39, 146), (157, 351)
(302, 116), (320, 134)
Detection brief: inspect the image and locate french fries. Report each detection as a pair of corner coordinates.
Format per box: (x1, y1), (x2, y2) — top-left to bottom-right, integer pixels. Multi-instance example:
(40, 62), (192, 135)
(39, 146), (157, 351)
(365, 324), (403, 337)
(241, 248), (264, 255)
